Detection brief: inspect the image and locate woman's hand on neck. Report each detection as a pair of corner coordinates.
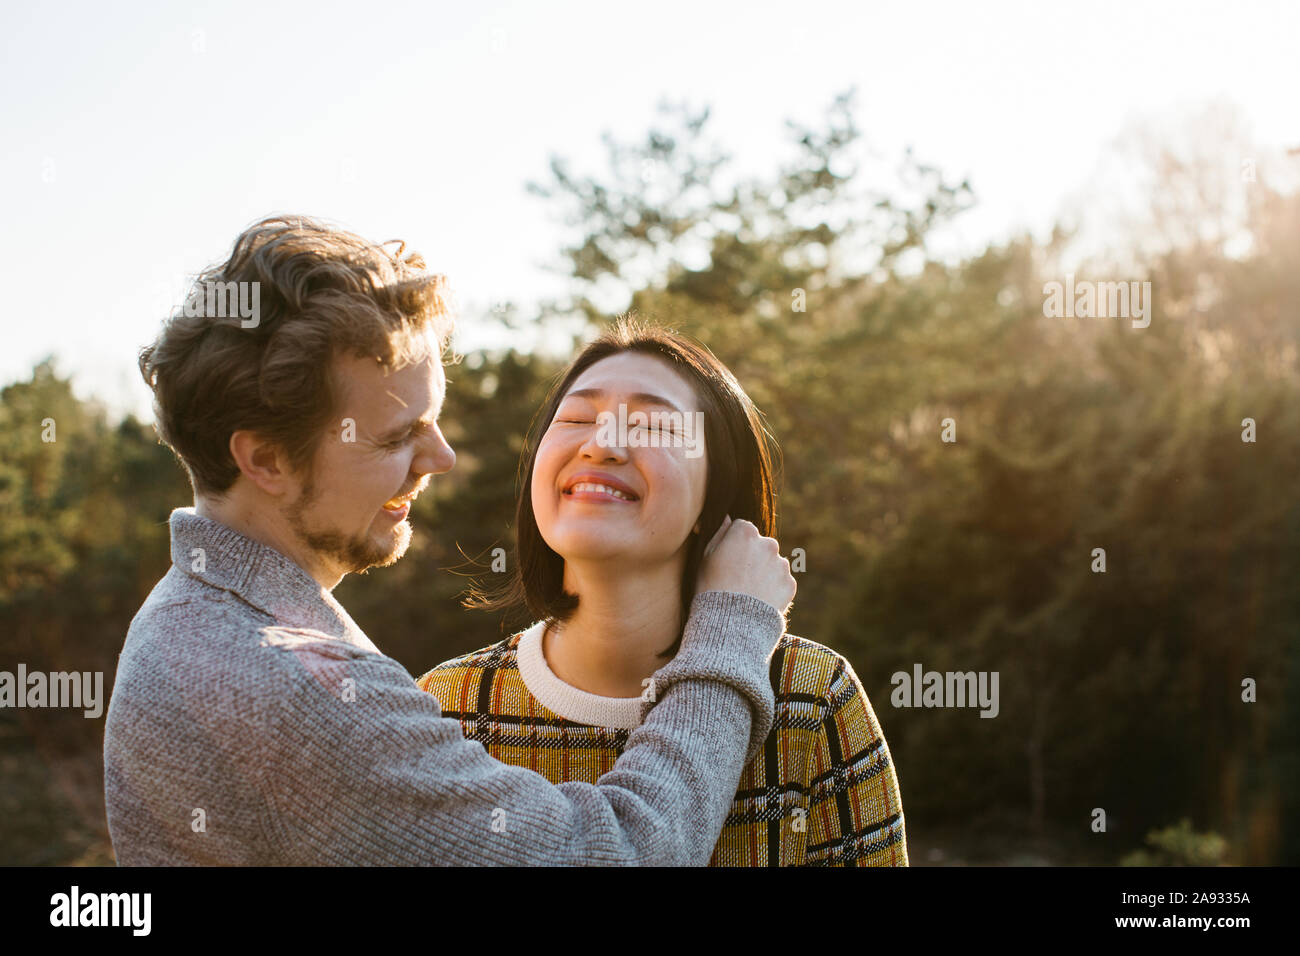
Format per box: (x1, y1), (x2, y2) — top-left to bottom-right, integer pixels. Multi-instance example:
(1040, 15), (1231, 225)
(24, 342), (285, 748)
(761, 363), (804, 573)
(544, 558), (685, 698)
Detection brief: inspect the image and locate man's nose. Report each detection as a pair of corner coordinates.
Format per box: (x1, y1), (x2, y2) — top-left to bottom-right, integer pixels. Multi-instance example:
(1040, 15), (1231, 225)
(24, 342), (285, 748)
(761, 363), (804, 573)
(414, 424), (456, 475)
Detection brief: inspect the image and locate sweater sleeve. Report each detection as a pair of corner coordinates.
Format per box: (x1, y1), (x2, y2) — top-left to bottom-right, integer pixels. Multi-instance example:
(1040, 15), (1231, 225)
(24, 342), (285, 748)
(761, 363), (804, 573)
(802, 655), (909, 866)
(259, 590), (781, 865)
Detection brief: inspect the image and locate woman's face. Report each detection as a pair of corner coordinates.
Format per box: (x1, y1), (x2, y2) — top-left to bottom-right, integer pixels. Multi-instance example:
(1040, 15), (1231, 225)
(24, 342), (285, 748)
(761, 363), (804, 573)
(531, 351), (708, 570)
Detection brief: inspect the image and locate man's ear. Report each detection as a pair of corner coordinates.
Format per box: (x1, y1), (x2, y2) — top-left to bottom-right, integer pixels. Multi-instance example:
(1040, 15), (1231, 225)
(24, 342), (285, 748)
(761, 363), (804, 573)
(228, 430), (296, 496)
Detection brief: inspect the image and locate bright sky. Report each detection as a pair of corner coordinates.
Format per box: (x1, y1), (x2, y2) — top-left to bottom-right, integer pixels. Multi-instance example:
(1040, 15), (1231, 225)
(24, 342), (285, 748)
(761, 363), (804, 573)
(2, 0), (1296, 418)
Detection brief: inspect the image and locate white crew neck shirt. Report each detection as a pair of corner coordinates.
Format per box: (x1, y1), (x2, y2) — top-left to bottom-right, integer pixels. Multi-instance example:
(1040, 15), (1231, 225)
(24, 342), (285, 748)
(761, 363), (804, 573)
(515, 621), (646, 730)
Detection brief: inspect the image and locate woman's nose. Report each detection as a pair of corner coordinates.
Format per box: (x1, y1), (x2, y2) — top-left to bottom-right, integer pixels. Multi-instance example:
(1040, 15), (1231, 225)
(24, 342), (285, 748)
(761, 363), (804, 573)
(579, 421), (628, 462)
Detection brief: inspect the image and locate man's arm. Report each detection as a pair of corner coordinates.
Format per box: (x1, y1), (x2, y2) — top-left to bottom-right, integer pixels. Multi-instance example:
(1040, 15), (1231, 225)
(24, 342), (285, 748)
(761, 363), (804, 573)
(260, 590), (782, 865)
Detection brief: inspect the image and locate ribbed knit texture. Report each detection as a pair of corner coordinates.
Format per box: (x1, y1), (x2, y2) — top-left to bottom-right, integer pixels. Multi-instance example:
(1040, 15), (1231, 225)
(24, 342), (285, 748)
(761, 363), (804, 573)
(418, 623), (908, 866)
(102, 508), (782, 866)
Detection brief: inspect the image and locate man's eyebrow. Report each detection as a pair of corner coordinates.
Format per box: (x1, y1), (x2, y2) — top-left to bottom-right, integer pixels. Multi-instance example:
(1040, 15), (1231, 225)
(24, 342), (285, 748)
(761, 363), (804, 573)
(564, 388), (684, 415)
(377, 414), (433, 442)
(379, 405), (442, 441)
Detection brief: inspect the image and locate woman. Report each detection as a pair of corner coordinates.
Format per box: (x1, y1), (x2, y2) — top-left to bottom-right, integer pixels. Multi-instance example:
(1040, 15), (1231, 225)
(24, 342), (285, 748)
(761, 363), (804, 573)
(418, 318), (908, 866)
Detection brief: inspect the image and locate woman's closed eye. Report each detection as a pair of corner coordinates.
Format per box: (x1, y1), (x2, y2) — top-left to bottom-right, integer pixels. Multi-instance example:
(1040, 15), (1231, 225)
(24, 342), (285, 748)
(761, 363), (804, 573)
(622, 419), (681, 436)
(553, 416), (680, 434)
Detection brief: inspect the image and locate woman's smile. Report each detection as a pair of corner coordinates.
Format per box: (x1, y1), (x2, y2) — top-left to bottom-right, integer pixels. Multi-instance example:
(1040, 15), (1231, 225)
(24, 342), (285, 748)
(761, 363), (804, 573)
(565, 485), (636, 503)
(561, 472), (640, 503)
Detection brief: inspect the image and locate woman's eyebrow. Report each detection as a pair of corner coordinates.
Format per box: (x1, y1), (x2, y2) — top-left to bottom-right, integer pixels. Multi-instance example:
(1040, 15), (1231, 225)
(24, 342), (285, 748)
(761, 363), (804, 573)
(564, 388), (684, 415)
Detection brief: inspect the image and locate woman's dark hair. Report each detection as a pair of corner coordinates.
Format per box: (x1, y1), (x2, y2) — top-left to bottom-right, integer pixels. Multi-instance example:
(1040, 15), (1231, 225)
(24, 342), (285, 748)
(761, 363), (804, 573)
(469, 316), (780, 657)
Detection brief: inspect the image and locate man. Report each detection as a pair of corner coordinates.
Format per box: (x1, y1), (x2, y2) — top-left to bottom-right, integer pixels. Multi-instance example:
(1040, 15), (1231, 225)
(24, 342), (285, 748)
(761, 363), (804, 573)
(103, 216), (796, 865)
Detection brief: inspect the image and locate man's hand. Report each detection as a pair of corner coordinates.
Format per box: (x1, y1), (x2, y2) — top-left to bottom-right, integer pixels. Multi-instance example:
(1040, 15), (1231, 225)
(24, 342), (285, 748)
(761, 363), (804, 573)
(696, 516), (797, 619)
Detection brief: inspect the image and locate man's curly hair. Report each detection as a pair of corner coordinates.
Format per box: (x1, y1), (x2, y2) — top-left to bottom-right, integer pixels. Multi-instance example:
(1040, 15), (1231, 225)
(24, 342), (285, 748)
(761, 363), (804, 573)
(139, 215), (456, 496)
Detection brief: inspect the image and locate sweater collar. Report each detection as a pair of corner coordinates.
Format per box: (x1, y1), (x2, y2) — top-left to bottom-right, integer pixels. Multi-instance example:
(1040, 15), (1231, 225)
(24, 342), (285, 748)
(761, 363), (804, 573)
(167, 506), (369, 643)
(515, 621), (645, 730)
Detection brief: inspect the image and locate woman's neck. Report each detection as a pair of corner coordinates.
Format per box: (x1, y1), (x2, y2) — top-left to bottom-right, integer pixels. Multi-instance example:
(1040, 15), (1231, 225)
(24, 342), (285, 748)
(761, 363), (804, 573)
(543, 560), (684, 698)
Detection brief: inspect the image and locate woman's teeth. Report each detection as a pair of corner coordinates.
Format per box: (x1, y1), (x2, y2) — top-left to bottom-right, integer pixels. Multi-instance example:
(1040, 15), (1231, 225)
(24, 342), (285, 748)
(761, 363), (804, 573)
(568, 482), (634, 500)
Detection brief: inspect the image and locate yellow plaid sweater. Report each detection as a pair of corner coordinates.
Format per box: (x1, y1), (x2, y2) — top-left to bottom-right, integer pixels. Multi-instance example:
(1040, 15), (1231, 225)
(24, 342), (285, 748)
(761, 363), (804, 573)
(417, 624), (908, 866)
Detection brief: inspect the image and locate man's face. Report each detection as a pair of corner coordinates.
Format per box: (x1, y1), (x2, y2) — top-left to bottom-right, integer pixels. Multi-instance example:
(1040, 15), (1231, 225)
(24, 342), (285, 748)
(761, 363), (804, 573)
(283, 350), (455, 580)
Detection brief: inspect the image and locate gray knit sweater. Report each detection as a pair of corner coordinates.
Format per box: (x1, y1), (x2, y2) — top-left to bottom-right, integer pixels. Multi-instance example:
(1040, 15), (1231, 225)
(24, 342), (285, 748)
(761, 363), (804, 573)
(103, 508), (781, 866)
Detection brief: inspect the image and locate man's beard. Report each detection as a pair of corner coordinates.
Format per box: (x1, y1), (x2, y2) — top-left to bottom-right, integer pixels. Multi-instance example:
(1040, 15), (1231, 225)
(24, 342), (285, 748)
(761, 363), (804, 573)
(283, 472), (412, 575)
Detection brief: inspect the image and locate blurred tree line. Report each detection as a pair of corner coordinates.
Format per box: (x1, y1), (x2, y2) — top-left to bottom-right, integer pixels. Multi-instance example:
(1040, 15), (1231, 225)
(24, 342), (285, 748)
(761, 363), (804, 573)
(2, 92), (1296, 865)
